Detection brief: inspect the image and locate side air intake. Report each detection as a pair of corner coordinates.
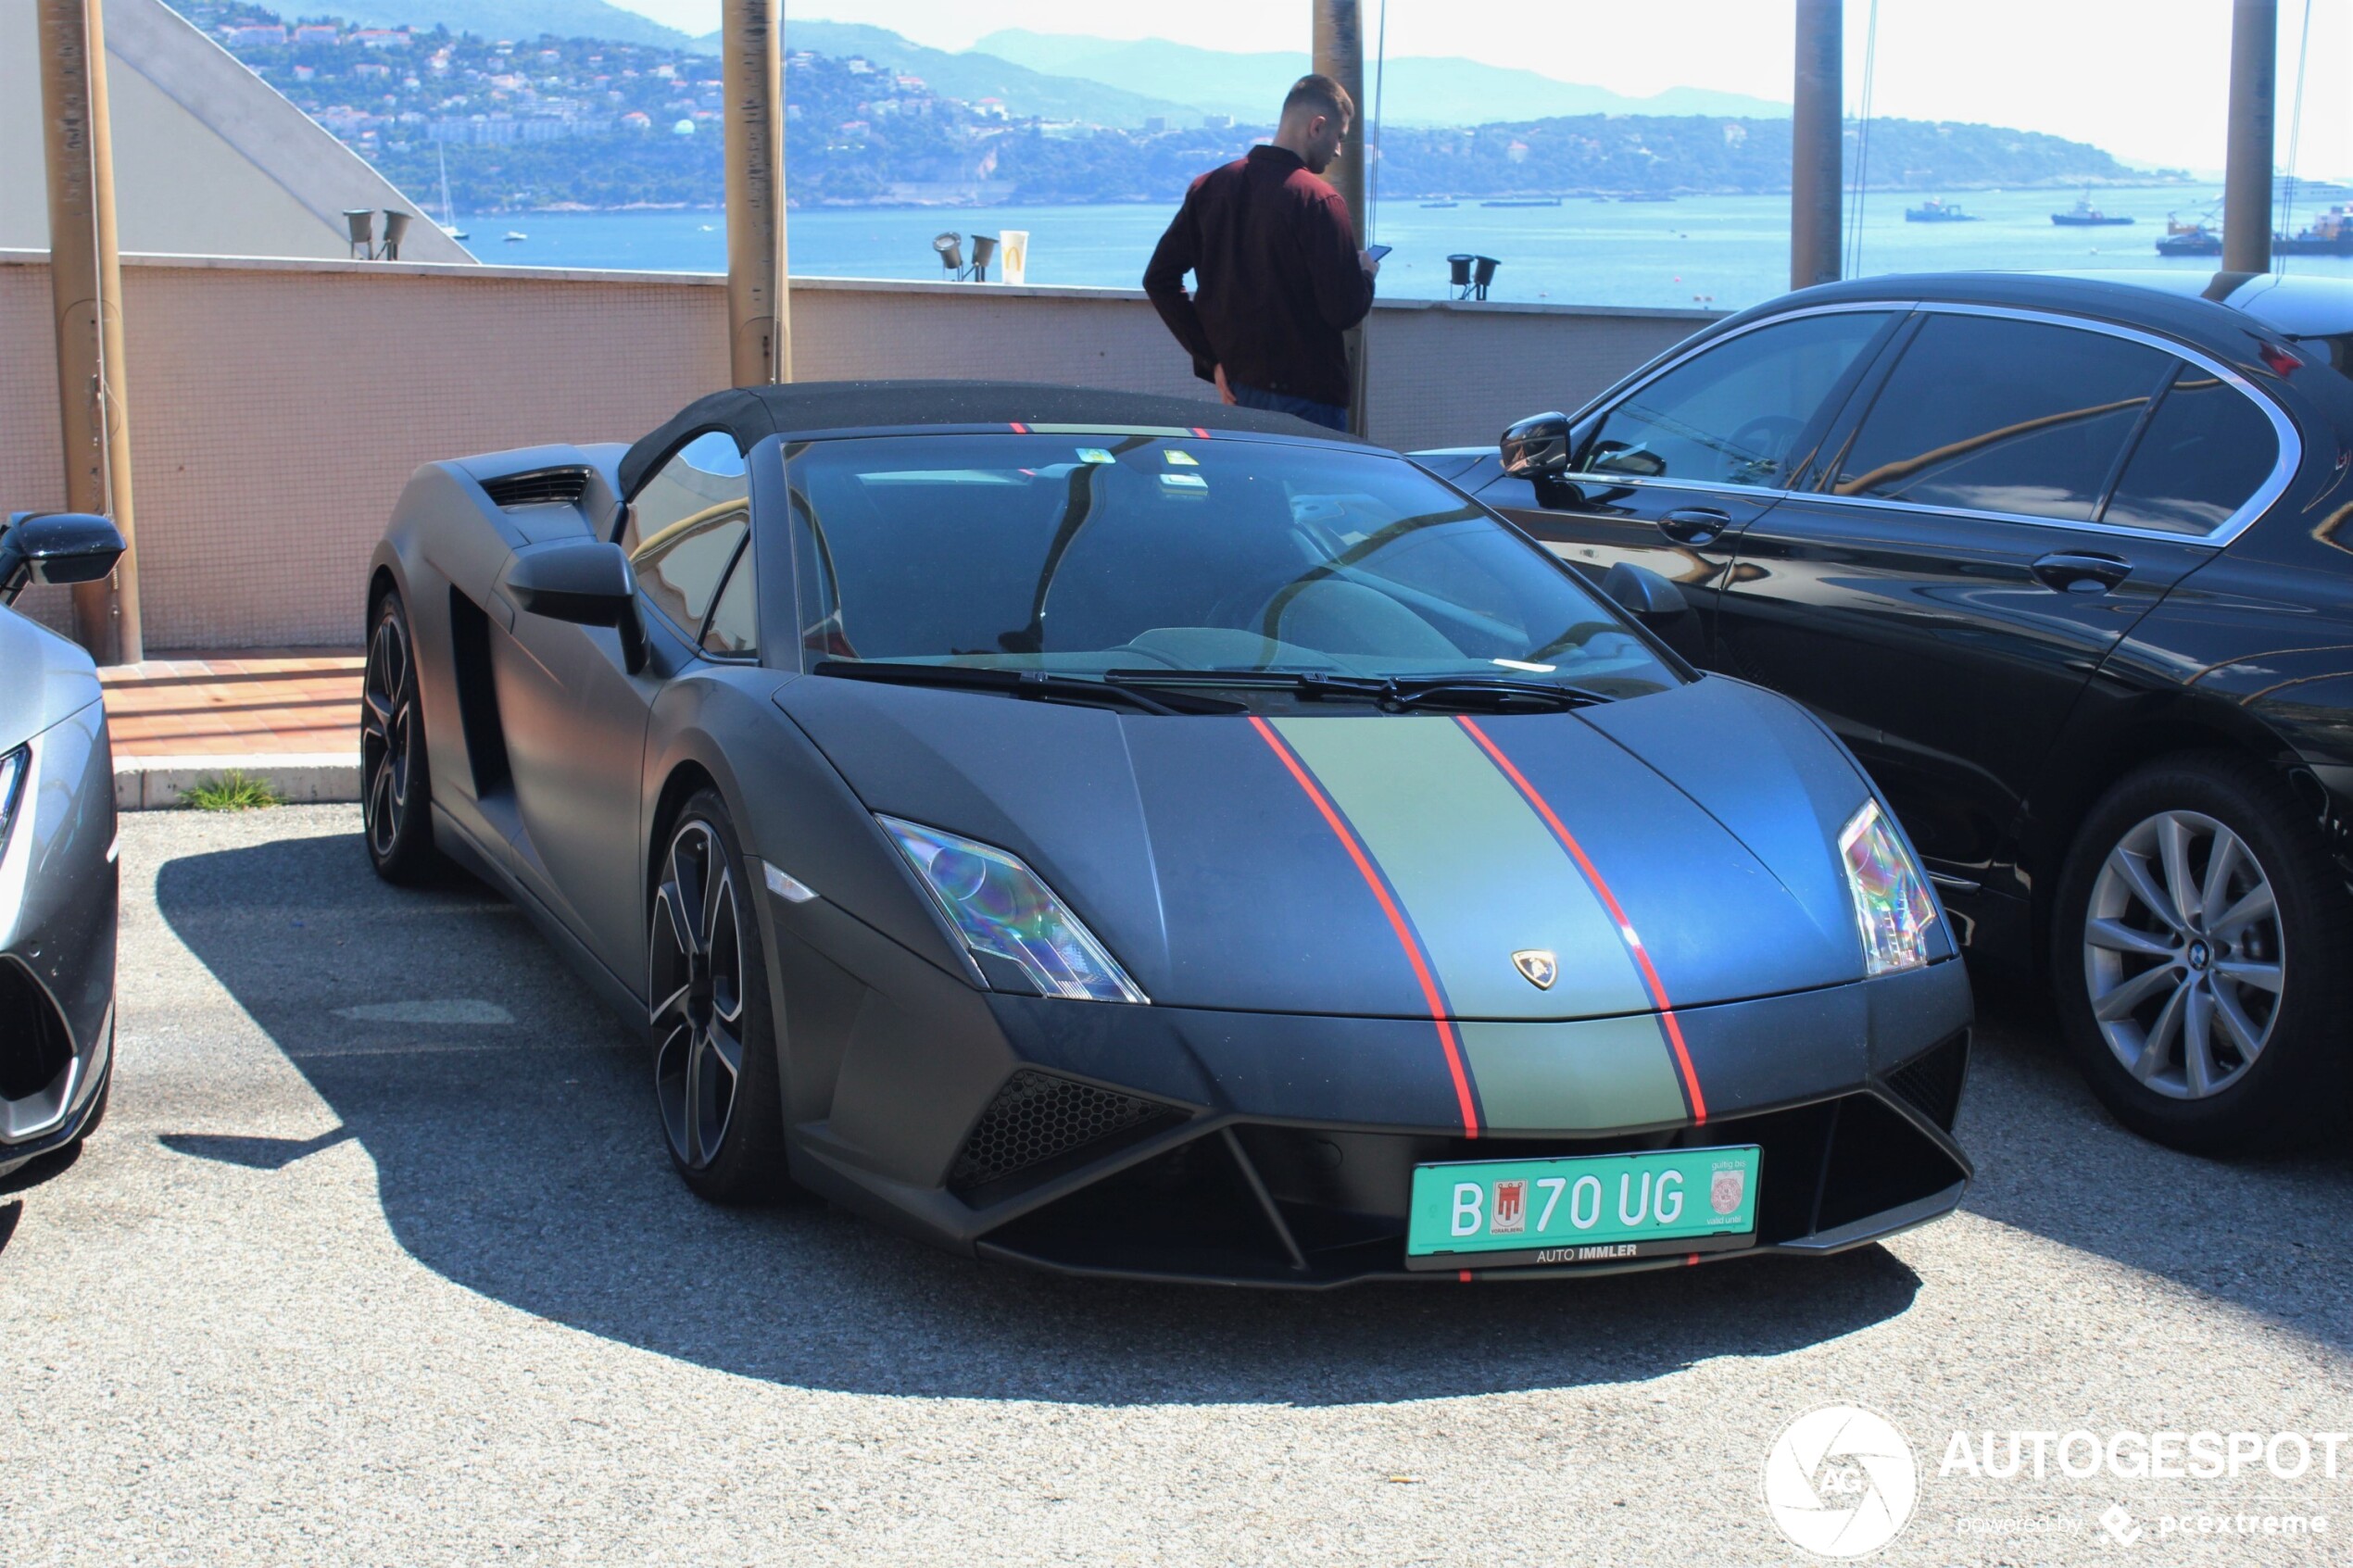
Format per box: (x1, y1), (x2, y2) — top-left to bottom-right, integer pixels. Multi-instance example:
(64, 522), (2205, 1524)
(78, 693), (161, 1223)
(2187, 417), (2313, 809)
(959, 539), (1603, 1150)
(480, 469), (588, 509)
(948, 1070), (1183, 1199)
(1885, 1033), (1970, 1133)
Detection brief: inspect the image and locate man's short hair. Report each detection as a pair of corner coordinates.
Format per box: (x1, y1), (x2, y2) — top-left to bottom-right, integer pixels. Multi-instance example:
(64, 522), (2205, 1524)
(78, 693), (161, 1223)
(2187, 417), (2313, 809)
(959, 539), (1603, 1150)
(1282, 73), (1354, 127)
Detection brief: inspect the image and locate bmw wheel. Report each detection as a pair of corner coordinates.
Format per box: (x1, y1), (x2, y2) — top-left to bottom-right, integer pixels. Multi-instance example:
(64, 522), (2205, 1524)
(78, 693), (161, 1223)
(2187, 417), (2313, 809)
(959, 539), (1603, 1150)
(2052, 754), (2353, 1154)
(360, 590), (437, 883)
(649, 790), (789, 1201)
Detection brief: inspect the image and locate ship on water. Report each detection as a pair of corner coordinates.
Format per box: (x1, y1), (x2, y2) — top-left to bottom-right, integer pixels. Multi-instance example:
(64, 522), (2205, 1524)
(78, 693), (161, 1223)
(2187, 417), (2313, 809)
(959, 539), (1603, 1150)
(1905, 198), (1980, 222)
(2052, 192), (2133, 226)
(2275, 205), (2353, 256)
(1480, 196), (1563, 208)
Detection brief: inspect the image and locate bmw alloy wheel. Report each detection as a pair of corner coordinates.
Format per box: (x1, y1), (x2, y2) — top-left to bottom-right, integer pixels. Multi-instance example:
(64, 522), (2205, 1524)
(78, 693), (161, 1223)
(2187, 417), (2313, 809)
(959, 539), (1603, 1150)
(360, 608), (414, 861)
(650, 820), (746, 1170)
(2082, 809), (2284, 1100)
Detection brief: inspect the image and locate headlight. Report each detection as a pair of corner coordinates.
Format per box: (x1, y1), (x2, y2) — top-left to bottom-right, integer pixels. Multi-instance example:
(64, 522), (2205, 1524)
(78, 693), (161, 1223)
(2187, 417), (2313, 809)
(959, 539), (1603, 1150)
(879, 815), (1148, 1003)
(0, 744), (25, 850)
(1838, 799), (1937, 975)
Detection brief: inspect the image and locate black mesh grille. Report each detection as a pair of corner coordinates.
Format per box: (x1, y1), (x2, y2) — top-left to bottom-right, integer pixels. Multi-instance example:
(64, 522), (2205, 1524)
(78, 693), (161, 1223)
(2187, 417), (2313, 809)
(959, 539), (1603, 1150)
(1886, 1033), (1969, 1133)
(481, 469), (587, 508)
(0, 960), (73, 1102)
(948, 1071), (1179, 1196)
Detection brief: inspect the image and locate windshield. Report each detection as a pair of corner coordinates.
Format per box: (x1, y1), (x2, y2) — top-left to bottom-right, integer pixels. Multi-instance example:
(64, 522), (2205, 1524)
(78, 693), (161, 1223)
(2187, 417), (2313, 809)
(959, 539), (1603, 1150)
(785, 433), (1680, 698)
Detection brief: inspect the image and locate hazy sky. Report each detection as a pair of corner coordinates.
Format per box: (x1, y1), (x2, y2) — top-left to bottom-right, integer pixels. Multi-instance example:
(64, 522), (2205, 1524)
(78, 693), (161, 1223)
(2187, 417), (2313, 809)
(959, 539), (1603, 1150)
(606, 0), (2351, 179)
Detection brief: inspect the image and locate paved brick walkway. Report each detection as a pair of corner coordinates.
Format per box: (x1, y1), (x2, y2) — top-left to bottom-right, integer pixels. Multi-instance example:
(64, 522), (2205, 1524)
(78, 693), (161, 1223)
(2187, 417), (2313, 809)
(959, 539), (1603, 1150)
(99, 650), (362, 759)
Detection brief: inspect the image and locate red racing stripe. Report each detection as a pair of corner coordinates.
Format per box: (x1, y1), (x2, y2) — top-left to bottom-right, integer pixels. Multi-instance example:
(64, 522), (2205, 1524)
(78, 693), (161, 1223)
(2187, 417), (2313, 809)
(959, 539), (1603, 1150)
(1453, 716), (1709, 1125)
(1190, 426), (1211, 438)
(1008, 421), (1031, 433)
(1247, 717), (1481, 1137)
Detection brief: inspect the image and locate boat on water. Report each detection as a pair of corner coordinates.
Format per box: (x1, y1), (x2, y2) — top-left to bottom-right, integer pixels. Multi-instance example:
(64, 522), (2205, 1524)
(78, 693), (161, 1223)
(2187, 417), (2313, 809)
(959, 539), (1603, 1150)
(503, 231), (528, 243)
(1480, 196), (1562, 208)
(435, 143), (467, 242)
(1419, 197), (1459, 209)
(1617, 194), (1676, 203)
(2275, 206), (2353, 256)
(1905, 198), (1980, 223)
(2052, 193), (2133, 226)
(2156, 221), (2221, 257)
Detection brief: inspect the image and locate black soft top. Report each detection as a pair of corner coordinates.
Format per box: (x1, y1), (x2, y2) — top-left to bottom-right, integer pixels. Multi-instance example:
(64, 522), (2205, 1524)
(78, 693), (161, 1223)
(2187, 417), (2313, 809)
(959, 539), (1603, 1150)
(618, 379), (1355, 497)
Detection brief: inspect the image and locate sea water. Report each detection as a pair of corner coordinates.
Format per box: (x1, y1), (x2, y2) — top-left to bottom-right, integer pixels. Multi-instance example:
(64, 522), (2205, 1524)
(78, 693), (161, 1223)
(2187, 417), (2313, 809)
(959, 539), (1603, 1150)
(475, 184), (2346, 312)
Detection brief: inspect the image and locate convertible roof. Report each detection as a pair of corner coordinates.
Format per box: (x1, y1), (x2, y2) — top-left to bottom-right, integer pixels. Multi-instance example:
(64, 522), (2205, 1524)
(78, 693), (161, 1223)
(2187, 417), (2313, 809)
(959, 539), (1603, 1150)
(618, 380), (1354, 497)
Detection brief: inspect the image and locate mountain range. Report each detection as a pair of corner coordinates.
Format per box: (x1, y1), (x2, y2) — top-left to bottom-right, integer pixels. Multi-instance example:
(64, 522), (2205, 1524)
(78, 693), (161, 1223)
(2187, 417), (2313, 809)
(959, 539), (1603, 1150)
(297, 0), (1793, 130)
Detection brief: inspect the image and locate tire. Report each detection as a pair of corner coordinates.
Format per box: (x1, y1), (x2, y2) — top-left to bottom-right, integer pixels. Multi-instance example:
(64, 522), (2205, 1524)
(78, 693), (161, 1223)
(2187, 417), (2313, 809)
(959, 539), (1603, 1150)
(648, 789), (790, 1202)
(361, 590), (438, 884)
(2050, 752), (2353, 1154)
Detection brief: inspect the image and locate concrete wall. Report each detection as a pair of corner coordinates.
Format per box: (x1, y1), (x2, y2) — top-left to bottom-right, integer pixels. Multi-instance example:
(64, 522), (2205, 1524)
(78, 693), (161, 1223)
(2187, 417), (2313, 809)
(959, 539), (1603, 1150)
(0, 0), (472, 263)
(0, 252), (1714, 650)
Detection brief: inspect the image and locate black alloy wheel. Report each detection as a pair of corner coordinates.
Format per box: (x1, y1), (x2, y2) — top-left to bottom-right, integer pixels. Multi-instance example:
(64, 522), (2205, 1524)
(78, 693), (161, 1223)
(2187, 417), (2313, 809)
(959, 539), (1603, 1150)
(648, 790), (789, 1201)
(2052, 753), (2353, 1155)
(361, 591), (436, 882)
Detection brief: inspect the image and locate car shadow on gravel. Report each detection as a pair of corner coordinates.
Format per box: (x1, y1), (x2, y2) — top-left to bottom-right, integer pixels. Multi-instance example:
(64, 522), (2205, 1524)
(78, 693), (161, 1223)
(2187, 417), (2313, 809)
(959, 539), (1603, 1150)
(1950, 971), (2353, 1354)
(154, 830), (1937, 1406)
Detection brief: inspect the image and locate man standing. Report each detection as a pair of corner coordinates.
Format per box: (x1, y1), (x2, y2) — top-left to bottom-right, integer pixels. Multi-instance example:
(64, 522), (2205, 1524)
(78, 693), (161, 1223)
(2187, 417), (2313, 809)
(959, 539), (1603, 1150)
(1142, 74), (1378, 433)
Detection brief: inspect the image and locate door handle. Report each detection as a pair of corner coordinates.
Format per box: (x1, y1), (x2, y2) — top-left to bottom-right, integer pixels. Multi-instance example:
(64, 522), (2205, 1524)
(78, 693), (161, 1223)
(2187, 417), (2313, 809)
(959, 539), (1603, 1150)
(1659, 508), (1732, 546)
(2032, 551), (2132, 594)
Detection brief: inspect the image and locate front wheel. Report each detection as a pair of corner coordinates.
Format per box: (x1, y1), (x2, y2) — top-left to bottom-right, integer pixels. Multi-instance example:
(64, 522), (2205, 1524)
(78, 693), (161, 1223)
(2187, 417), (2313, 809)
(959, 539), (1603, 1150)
(361, 590), (437, 883)
(2051, 754), (2353, 1154)
(648, 790), (790, 1202)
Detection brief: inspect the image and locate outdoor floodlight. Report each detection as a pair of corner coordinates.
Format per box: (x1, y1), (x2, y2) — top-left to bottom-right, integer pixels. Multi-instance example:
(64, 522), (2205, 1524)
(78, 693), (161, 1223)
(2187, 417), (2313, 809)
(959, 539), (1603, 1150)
(933, 232), (963, 276)
(969, 233), (998, 282)
(1447, 253), (1474, 295)
(344, 208), (377, 259)
(1472, 255), (1500, 300)
(380, 209), (412, 260)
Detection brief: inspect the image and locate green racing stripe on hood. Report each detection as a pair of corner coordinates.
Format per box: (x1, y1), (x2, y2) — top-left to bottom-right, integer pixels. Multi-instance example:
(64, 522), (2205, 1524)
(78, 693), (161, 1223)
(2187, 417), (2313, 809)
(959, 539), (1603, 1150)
(1266, 717), (1655, 1022)
(1453, 1017), (1691, 1132)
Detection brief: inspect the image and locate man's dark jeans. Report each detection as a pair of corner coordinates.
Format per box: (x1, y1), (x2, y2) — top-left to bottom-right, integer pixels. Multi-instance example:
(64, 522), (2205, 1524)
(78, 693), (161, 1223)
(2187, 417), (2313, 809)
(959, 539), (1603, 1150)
(1229, 383), (1350, 432)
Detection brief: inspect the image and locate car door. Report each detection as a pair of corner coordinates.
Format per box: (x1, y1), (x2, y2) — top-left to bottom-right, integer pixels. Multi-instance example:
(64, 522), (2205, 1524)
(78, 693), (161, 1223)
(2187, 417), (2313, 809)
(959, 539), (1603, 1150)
(497, 432), (749, 982)
(1475, 306), (1904, 659)
(1712, 307), (2235, 894)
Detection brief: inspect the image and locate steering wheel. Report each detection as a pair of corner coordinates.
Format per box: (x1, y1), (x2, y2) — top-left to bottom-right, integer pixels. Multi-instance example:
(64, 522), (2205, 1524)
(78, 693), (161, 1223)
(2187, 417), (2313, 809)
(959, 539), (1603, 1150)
(1725, 415), (1806, 482)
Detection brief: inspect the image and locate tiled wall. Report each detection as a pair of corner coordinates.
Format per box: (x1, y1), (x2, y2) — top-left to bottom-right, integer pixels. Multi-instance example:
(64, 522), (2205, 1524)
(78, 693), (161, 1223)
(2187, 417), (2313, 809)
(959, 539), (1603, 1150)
(0, 254), (1714, 651)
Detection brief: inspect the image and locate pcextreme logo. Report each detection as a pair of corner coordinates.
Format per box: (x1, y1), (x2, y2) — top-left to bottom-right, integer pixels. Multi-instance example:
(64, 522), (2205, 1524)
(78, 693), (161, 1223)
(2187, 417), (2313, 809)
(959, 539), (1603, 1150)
(1762, 1404), (1920, 1558)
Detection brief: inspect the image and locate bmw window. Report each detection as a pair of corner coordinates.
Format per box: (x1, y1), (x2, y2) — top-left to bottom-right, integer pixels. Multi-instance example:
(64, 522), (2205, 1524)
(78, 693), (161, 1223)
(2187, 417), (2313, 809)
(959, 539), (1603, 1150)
(1829, 314), (2173, 521)
(1575, 310), (1894, 487)
(786, 434), (1681, 697)
(2102, 366), (2280, 534)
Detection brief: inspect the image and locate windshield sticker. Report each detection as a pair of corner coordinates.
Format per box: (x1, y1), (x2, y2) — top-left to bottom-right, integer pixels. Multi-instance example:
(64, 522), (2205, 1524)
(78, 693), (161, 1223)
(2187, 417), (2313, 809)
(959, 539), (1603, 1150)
(1164, 449), (1200, 466)
(1076, 447), (1116, 465)
(1160, 472), (1208, 490)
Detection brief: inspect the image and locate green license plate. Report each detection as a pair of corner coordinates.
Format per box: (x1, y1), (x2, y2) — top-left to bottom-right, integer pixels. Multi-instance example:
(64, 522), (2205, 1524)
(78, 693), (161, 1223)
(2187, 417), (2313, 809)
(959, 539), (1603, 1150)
(1405, 1145), (1761, 1270)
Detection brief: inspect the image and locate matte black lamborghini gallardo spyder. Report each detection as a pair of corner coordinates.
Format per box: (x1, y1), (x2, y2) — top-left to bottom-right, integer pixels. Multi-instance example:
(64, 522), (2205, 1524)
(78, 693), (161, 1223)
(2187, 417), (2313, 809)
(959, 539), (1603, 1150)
(361, 382), (1972, 1286)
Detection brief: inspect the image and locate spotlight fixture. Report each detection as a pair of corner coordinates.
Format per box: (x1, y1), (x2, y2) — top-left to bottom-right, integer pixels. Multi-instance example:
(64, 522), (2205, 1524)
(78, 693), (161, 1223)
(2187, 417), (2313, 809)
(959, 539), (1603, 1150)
(933, 232), (963, 277)
(379, 209), (412, 260)
(344, 208), (377, 260)
(968, 233), (998, 282)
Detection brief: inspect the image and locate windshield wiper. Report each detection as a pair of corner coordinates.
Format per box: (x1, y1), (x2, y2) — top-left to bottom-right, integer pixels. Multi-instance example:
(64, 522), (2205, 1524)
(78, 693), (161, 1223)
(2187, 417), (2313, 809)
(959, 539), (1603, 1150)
(812, 660), (1245, 716)
(1101, 669), (1610, 711)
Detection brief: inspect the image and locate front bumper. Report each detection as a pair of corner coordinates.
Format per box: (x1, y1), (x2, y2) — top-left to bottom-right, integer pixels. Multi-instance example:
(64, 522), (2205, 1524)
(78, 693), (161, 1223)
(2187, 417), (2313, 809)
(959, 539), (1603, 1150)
(780, 904), (1974, 1286)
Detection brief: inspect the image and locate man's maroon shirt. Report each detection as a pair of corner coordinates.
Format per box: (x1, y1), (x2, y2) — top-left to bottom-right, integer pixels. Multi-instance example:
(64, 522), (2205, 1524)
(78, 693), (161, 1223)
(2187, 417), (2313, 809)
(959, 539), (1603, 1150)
(1142, 144), (1374, 409)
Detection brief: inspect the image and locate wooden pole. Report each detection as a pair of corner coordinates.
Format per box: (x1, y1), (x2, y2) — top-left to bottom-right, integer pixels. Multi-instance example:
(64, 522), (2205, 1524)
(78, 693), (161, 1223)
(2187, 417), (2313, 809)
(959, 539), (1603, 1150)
(1312, 0), (1367, 438)
(2223, 0), (2275, 274)
(1791, 0), (1843, 291)
(722, 0), (789, 384)
(37, 0), (140, 664)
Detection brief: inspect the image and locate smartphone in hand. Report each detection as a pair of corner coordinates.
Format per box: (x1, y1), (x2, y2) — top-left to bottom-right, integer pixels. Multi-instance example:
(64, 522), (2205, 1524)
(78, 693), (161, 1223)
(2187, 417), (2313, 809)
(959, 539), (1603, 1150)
(1364, 244), (1392, 261)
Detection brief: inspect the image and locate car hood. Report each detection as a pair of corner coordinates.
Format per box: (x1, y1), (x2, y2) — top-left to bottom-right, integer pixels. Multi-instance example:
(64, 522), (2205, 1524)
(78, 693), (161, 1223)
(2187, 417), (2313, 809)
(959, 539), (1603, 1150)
(0, 608), (103, 752)
(777, 674), (1915, 1020)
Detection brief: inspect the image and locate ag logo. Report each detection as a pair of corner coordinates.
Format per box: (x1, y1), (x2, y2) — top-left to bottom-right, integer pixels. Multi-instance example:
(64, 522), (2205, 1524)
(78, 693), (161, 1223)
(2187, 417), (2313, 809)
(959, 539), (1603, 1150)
(1761, 1404), (1918, 1558)
(1511, 948), (1558, 989)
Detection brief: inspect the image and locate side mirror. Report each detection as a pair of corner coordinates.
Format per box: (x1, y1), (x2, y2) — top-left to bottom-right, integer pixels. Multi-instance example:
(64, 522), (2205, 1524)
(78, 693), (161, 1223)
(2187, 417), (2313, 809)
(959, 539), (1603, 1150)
(1501, 412), (1572, 479)
(504, 538), (648, 671)
(1601, 561), (1690, 621)
(0, 512), (125, 604)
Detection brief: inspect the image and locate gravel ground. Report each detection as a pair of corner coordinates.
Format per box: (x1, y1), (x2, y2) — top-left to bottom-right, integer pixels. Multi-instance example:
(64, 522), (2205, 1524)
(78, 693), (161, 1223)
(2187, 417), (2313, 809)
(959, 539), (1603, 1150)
(3, 805), (2350, 1566)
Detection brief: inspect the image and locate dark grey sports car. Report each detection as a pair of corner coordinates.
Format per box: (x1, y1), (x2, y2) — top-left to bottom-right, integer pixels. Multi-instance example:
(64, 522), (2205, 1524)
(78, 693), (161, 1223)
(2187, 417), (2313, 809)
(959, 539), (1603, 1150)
(362, 382), (1971, 1286)
(1, 511), (126, 1179)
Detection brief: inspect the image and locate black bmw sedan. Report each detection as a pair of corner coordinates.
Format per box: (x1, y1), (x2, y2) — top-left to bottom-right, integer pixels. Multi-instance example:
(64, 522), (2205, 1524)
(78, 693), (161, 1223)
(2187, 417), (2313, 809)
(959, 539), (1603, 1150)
(1419, 271), (2353, 1155)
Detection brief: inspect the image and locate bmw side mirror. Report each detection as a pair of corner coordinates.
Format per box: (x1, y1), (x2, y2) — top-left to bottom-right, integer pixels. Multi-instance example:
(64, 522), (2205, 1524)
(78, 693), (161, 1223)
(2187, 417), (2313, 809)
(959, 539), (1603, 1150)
(503, 538), (648, 671)
(0, 511), (125, 604)
(1601, 561), (1690, 622)
(1500, 412), (1572, 479)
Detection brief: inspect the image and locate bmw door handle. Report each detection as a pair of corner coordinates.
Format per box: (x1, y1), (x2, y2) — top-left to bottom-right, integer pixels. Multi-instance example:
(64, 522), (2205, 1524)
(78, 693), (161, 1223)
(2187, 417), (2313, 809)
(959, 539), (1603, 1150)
(1659, 508), (1732, 546)
(2032, 551), (2133, 594)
